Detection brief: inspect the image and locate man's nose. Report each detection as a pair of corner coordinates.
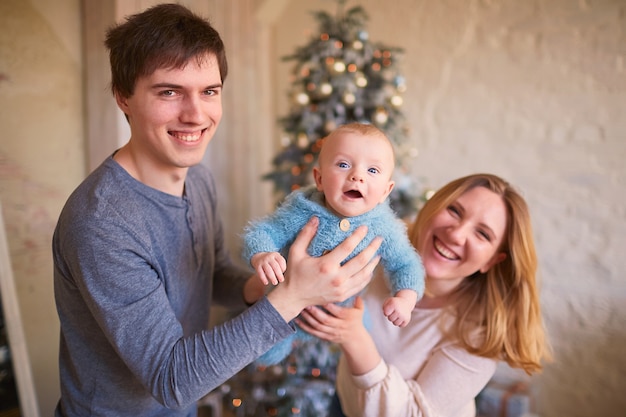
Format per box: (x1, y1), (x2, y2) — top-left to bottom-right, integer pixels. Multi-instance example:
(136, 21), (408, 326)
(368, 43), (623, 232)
(180, 95), (204, 123)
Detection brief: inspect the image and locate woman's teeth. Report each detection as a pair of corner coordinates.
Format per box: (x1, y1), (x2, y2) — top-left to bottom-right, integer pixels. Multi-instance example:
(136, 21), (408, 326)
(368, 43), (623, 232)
(434, 239), (457, 260)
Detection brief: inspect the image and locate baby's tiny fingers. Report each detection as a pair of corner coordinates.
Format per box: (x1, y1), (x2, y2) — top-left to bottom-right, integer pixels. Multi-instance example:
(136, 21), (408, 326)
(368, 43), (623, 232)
(257, 272), (269, 286)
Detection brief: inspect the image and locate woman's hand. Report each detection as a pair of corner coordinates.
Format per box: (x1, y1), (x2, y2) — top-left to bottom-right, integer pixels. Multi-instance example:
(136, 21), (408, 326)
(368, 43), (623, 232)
(296, 297), (367, 345)
(298, 296), (382, 376)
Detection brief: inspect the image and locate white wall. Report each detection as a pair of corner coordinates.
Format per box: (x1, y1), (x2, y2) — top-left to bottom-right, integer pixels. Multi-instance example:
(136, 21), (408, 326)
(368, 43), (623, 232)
(0, 0), (84, 414)
(272, 1), (626, 416)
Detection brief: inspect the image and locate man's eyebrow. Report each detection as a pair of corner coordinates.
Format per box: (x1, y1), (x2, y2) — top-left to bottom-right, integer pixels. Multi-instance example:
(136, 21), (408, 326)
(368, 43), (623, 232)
(150, 82), (223, 89)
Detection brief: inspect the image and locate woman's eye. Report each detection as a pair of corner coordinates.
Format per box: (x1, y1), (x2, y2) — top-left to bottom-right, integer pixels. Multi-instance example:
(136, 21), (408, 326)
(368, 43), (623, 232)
(447, 205), (460, 216)
(478, 230), (491, 241)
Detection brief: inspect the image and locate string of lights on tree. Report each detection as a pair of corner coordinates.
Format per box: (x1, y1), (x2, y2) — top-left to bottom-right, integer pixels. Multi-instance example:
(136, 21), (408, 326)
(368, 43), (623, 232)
(263, 0), (424, 218)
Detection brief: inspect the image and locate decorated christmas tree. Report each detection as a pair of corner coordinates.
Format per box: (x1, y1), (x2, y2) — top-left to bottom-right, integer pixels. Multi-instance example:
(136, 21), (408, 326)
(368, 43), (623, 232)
(264, 0), (422, 219)
(217, 2), (424, 416)
(219, 340), (341, 416)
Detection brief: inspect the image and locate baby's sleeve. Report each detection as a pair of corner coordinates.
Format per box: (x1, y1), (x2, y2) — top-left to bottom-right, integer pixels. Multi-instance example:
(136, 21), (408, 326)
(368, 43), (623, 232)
(241, 197), (308, 265)
(379, 218), (425, 297)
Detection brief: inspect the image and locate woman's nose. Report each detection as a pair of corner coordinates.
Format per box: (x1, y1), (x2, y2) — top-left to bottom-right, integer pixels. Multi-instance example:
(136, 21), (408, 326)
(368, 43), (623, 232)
(447, 222), (469, 244)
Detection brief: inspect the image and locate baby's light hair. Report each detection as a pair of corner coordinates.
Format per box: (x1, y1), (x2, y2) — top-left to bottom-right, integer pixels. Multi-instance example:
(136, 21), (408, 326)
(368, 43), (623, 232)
(319, 122), (395, 167)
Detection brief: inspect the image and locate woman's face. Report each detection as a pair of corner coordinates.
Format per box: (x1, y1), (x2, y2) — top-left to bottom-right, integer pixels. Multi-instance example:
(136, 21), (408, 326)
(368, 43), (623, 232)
(418, 186), (508, 296)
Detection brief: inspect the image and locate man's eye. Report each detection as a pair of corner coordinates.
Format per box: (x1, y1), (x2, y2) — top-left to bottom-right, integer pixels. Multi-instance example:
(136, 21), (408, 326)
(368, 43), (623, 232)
(160, 90), (176, 97)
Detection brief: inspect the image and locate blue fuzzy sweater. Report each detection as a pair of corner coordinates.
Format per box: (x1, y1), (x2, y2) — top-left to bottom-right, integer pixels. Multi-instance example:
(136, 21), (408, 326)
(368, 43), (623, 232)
(243, 185), (424, 365)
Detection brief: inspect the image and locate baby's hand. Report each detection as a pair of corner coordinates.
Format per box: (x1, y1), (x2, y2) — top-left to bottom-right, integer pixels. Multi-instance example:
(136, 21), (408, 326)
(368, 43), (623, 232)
(251, 252), (287, 285)
(382, 295), (415, 327)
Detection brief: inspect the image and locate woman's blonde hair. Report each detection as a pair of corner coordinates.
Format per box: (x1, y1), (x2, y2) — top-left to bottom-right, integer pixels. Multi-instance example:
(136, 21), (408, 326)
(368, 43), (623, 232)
(408, 173), (551, 374)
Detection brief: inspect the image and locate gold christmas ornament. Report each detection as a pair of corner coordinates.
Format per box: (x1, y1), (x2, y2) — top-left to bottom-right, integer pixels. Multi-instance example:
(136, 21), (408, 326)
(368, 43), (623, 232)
(390, 95), (403, 107)
(333, 61), (346, 73)
(320, 83), (333, 95)
(355, 73), (368, 87)
(374, 108), (388, 124)
(295, 92), (310, 105)
(343, 92), (356, 105)
(297, 133), (309, 148)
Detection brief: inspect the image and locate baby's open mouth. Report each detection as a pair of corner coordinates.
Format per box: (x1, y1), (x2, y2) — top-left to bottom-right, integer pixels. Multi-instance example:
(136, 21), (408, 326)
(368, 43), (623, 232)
(344, 190), (363, 198)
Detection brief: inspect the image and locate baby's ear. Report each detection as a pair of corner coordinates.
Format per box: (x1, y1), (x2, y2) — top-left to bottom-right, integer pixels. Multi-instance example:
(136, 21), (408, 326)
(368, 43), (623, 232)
(313, 167), (324, 191)
(380, 180), (395, 203)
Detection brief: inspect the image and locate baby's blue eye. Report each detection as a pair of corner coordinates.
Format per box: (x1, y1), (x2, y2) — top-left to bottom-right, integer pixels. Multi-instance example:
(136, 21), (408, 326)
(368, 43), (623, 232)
(338, 162), (349, 168)
(368, 167), (379, 174)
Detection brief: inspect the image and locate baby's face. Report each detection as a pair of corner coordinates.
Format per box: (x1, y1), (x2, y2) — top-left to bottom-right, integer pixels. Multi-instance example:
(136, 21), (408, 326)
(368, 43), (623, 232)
(314, 131), (395, 218)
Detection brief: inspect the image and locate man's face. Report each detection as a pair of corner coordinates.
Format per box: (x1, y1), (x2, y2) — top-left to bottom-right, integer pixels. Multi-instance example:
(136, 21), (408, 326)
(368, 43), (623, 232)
(115, 54), (223, 175)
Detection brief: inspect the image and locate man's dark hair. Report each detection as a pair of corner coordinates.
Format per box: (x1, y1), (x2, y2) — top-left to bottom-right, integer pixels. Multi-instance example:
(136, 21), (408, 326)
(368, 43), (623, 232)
(105, 3), (228, 97)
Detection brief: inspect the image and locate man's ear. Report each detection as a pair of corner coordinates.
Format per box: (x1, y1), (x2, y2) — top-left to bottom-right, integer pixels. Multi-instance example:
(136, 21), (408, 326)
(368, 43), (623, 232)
(479, 252), (507, 274)
(114, 90), (130, 114)
(313, 167), (323, 191)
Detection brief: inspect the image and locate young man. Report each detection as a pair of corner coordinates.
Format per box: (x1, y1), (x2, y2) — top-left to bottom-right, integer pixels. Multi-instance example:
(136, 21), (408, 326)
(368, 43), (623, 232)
(52, 4), (380, 416)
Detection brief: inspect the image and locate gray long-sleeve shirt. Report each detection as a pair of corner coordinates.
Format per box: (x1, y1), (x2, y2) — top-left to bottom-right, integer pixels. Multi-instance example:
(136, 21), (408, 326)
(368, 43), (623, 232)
(52, 157), (294, 416)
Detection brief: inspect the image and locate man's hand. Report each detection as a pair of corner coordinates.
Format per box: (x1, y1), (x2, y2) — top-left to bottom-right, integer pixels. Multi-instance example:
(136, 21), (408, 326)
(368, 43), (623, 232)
(267, 216), (381, 322)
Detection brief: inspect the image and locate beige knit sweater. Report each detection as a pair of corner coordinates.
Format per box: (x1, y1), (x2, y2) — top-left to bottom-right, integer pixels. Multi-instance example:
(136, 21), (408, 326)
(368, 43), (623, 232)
(336, 273), (498, 417)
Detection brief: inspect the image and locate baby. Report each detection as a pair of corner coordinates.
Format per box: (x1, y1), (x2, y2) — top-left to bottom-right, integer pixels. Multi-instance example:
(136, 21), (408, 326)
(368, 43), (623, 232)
(243, 122), (424, 365)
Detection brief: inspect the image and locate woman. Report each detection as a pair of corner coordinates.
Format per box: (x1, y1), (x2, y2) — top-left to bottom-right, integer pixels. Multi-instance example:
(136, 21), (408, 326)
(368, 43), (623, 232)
(297, 173), (552, 417)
